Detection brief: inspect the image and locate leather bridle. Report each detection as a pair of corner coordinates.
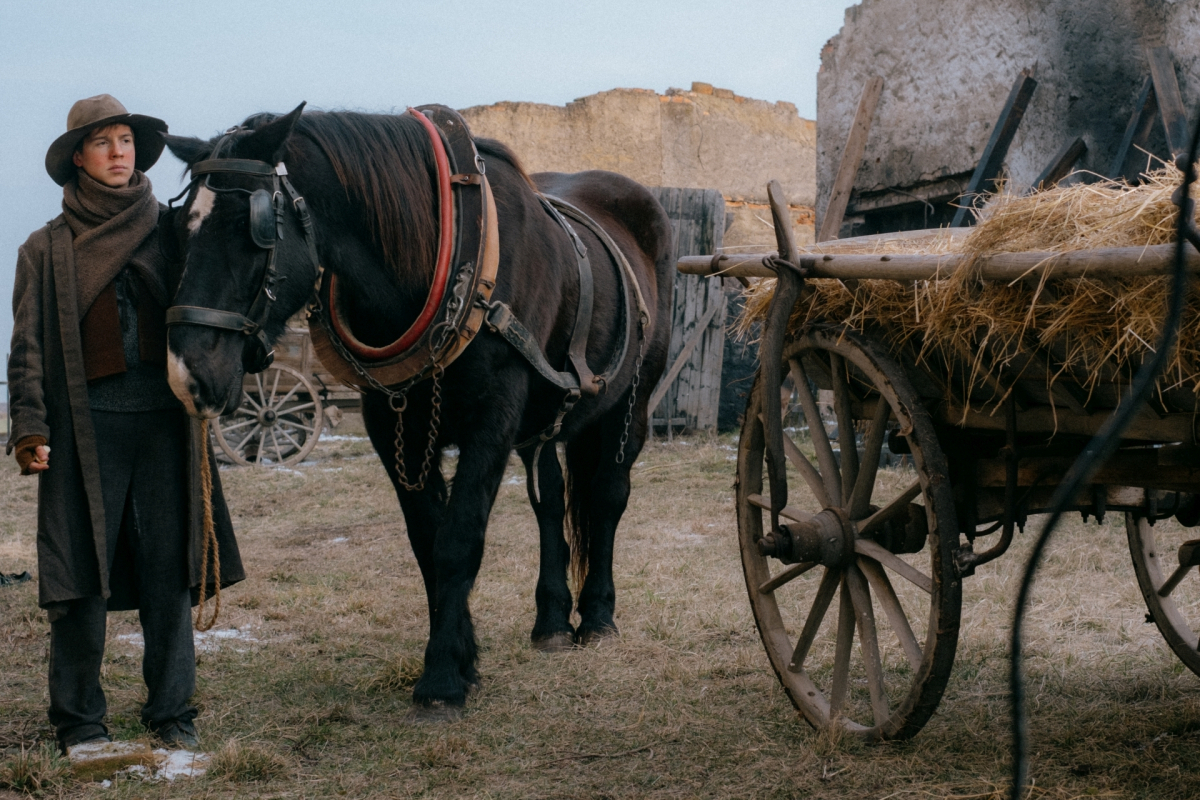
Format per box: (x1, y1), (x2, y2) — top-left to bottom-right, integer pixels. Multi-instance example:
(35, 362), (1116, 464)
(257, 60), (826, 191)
(166, 131), (322, 374)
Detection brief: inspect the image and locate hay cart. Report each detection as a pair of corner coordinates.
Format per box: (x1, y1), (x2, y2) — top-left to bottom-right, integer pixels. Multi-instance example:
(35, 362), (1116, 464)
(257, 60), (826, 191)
(213, 326), (361, 467)
(680, 182), (1200, 741)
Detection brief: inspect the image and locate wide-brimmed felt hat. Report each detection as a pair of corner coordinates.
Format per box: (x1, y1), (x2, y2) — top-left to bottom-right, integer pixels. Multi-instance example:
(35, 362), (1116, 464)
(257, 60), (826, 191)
(45, 94), (168, 186)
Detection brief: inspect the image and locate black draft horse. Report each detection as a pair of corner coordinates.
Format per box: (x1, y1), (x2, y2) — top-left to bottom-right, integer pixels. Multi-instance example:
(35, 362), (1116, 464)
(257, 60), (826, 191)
(162, 105), (674, 715)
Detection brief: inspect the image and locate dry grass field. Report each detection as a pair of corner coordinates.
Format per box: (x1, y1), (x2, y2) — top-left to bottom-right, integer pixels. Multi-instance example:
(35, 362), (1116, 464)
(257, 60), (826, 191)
(3, 416), (1200, 799)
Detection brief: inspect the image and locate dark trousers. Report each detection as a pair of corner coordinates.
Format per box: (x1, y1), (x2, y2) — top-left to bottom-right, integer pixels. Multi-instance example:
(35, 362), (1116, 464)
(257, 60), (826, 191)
(48, 409), (196, 747)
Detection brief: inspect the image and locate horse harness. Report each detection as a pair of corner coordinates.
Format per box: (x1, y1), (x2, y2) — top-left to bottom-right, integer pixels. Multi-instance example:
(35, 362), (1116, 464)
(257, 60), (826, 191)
(164, 104), (648, 490)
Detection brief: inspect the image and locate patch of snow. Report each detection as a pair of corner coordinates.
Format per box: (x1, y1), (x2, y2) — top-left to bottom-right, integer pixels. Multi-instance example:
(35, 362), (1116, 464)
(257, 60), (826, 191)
(505, 475), (525, 485)
(274, 468), (305, 477)
(118, 626), (261, 653)
(444, 447), (460, 457)
(329, 537), (349, 544)
(153, 749), (209, 780)
(322, 467), (343, 472)
(322, 435), (369, 441)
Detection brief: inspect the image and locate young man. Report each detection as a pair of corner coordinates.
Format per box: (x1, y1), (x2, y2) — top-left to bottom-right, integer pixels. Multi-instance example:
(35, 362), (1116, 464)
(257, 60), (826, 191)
(7, 94), (244, 752)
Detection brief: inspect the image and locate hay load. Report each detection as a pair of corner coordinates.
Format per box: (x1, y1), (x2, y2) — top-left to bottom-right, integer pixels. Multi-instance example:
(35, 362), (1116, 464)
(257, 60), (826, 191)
(738, 165), (1200, 418)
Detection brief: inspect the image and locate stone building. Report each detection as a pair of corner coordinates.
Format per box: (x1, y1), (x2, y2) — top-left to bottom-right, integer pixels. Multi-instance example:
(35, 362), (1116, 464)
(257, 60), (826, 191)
(462, 83), (817, 249)
(817, 0), (1200, 237)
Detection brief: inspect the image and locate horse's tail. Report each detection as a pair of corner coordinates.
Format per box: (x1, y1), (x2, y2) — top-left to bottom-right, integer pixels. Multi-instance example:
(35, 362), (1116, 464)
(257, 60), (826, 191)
(564, 439), (597, 590)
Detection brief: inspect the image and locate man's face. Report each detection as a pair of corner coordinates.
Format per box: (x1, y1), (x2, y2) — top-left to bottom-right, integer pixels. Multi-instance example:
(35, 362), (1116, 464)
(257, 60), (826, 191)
(72, 123), (135, 188)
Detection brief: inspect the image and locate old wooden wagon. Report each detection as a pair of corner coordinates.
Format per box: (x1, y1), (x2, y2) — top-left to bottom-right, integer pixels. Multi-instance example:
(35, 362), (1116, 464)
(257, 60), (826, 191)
(213, 325), (361, 467)
(680, 180), (1200, 741)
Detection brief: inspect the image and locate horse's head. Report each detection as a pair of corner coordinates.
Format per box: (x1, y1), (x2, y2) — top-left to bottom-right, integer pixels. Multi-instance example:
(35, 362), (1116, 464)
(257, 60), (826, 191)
(163, 103), (317, 418)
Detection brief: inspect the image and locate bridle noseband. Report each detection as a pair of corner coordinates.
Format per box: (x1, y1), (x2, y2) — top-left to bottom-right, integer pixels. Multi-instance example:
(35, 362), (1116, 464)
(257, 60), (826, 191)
(166, 132), (321, 374)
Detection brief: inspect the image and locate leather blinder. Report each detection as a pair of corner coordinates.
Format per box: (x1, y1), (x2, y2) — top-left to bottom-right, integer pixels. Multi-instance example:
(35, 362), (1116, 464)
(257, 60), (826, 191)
(249, 189), (276, 249)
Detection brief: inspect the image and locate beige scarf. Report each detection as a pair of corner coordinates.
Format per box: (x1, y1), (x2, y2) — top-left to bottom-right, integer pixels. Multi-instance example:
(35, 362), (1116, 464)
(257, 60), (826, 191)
(62, 170), (169, 317)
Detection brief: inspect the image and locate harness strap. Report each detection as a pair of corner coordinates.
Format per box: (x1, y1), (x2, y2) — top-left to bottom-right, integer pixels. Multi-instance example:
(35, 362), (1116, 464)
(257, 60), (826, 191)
(538, 195), (597, 395)
(484, 303), (580, 392)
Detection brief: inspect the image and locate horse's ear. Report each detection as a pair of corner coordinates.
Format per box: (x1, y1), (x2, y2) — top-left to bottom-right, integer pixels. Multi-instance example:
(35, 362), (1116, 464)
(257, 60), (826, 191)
(164, 134), (211, 167)
(245, 102), (307, 164)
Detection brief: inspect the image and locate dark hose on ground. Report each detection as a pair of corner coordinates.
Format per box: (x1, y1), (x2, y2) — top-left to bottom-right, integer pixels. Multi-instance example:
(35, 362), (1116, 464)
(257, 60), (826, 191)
(1008, 115), (1200, 798)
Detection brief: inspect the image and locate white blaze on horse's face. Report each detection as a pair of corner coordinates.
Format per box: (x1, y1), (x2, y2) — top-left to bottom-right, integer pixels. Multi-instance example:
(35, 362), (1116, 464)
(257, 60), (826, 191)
(167, 350), (209, 418)
(187, 185), (216, 235)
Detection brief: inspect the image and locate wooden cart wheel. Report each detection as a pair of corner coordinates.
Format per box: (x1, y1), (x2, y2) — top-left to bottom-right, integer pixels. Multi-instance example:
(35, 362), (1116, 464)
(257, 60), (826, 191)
(214, 363), (324, 467)
(738, 325), (962, 740)
(1127, 513), (1200, 676)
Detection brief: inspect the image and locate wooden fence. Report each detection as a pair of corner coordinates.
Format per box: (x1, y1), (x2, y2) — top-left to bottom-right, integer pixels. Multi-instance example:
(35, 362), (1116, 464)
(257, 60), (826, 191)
(646, 187), (729, 433)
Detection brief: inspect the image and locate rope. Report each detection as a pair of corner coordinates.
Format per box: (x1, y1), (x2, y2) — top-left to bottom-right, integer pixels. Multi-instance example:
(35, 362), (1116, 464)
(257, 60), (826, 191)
(194, 419), (221, 631)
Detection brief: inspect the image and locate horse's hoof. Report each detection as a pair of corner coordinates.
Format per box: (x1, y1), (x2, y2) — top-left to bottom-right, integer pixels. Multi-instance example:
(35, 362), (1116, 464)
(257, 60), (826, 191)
(576, 627), (618, 647)
(405, 702), (464, 724)
(532, 632), (577, 653)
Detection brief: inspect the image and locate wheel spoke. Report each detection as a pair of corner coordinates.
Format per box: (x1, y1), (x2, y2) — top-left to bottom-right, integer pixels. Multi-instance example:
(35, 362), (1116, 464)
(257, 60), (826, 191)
(759, 417), (831, 507)
(857, 480), (922, 536)
(270, 429), (285, 465)
(219, 417), (257, 433)
(846, 563), (890, 726)
(235, 424), (263, 454)
(269, 367), (282, 405)
(788, 358), (842, 504)
(748, 493), (813, 524)
(849, 400), (891, 520)
(830, 354), (860, 507)
(276, 427), (303, 451)
(788, 567), (840, 672)
(241, 389), (262, 412)
(281, 400), (315, 415)
(855, 538), (933, 595)
(859, 557), (923, 670)
(828, 575), (856, 719)
(758, 561), (818, 595)
(273, 381), (304, 409)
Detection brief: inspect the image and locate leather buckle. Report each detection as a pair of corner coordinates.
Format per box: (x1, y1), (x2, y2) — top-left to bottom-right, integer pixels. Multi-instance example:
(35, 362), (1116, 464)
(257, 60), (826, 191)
(485, 302), (513, 333)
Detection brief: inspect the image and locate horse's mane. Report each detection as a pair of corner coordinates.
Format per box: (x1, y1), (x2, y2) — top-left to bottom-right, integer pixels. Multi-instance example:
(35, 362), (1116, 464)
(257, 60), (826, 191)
(241, 110), (533, 284)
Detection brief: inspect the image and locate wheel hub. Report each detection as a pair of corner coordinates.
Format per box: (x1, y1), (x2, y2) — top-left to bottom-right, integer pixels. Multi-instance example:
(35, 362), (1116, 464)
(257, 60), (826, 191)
(259, 408), (278, 425)
(759, 507), (856, 567)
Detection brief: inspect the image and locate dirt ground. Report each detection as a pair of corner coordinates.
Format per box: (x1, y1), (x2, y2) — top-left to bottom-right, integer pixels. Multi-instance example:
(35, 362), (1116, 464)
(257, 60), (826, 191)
(2, 416), (1200, 799)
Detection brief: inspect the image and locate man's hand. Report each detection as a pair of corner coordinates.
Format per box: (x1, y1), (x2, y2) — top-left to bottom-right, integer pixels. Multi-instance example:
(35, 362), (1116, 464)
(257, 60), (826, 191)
(15, 436), (49, 475)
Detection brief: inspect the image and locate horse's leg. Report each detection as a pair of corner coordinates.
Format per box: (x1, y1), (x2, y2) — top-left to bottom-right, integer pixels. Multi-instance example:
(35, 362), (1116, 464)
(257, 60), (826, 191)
(409, 423), (511, 712)
(570, 391), (649, 646)
(361, 393), (445, 630)
(519, 444), (576, 651)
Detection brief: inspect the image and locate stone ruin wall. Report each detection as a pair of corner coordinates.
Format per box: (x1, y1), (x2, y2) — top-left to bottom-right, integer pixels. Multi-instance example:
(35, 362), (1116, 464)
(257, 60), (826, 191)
(461, 84), (817, 250)
(817, 0), (1200, 232)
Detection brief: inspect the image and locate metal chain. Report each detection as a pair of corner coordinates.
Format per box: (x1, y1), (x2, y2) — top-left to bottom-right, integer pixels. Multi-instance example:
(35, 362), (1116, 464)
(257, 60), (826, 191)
(614, 341), (647, 464)
(310, 287), (456, 493)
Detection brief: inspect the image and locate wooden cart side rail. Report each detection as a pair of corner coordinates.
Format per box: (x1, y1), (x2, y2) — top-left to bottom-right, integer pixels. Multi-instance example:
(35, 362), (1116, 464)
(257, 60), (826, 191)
(846, 396), (1199, 443)
(681, 241), (1200, 281)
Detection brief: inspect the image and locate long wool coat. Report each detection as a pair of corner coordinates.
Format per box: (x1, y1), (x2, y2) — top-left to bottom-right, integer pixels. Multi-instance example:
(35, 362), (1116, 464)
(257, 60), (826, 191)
(7, 213), (244, 611)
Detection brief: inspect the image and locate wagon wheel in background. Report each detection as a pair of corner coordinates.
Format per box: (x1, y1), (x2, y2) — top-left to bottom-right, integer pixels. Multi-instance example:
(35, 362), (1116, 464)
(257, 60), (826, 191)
(214, 364), (324, 467)
(1127, 514), (1200, 676)
(738, 325), (962, 740)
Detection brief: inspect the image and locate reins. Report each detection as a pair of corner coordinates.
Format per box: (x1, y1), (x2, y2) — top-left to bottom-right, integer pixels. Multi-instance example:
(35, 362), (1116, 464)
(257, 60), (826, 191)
(194, 419), (221, 631)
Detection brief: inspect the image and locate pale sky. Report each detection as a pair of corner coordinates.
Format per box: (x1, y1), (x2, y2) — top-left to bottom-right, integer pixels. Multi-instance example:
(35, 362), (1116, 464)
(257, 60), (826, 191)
(0, 0), (852, 392)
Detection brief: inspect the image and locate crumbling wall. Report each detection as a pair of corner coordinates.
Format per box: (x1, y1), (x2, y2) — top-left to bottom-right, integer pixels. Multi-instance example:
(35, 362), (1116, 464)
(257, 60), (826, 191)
(462, 84), (817, 249)
(817, 0), (1200, 230)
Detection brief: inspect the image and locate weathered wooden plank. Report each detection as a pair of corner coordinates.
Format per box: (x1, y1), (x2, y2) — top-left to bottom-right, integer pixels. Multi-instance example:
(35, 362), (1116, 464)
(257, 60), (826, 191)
(1030, 137), (1087, 192)
(950, 69), (1038, 227)
(818, 76), (884, 242)
(678, 241), (1200, 281)
(1148, 46), (1190, 159)
(1110, 76), (1157, 180)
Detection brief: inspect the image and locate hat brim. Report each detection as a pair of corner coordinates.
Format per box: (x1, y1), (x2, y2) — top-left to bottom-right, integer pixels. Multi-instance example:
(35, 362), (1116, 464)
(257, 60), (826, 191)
(45, 113), (168, 186)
